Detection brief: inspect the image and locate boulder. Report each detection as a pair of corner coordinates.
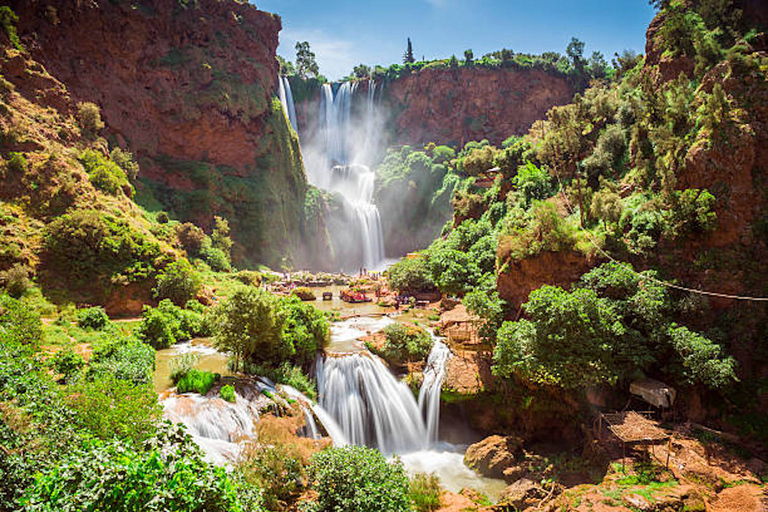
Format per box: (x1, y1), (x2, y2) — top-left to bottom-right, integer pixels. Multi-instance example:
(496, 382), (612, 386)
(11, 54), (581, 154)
(463, 435), (523, 479)
(499, 478), (545, 511)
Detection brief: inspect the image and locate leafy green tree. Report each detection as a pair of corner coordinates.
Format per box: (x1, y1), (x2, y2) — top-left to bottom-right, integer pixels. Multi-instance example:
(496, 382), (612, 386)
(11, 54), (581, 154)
(50, 346), (85, 383)
(586, 51), (609, 79)
(513, 161), (552, 206)
(212, 287), (285, 371)
(153, 258), (201, 306)
(76, 102), (105, 139)
(77, 306), (110, 330)
(666, 325), (736, 389)
(353, 64), (371, 79)
(387, 256), (437, 295)
(566, 37), (585, 70)
(295, 41), (319, 78)
(211, 215), (233, 258)
(493, 286), (625, 388)
(0, 293), (42, 348)
(277, 55), (296, 76)
(464, 49), (474, 66)
(404, 38), (415, 64)
(377, 323), (433, 365)
(308, 445), (410, 512)
(278, 294), (329, 369)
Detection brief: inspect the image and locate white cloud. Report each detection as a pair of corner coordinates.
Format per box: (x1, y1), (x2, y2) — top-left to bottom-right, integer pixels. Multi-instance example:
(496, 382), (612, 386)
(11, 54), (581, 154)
(279, 28), (356, 81)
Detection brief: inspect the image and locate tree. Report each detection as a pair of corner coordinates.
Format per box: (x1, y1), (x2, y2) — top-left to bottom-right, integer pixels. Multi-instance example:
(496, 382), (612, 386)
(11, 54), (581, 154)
(212, 287), (286, 371)
(153, 259), (201, 306)
(277, 55), (295, 76)
(464, 49), (474, 66)
(211, 216), (233, 258)
(353, 64), (371, 79)
(566, 37), (585, 71)
(586, 51), (609, 79)
(403, 38), (415, 64)
(295, 41), (319, 78)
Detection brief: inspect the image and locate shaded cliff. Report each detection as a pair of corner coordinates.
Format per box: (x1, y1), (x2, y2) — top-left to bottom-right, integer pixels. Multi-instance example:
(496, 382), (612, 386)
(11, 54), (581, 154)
(9, 0), (309, 268)
(385, 67), (574, 146)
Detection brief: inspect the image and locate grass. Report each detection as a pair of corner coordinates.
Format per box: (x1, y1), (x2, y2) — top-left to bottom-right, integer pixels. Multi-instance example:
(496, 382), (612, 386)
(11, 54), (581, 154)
(410, 473), (442, 512)
(176, 369), (217, 395)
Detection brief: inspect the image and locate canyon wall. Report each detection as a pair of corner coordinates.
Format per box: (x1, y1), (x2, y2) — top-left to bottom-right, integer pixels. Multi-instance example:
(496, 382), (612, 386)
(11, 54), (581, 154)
(385, 67), (574, 147)
(9, 0), (309, 268)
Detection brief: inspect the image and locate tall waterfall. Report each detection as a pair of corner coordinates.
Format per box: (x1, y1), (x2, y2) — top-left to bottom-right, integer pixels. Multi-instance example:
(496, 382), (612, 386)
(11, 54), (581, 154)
(277, 76), (298, 131)
(316, 339), (451, 454)
(303, 81), (386, 271)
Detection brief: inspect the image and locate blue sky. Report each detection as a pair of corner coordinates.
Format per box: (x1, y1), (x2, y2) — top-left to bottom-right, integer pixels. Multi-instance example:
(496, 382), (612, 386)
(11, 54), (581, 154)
(254, 0), (657, 81)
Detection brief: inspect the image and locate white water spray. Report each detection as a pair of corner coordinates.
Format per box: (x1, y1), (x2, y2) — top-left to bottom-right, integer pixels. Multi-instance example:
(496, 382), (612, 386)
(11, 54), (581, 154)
(278, 76), (298, 132)
(316, 337), (451, 454)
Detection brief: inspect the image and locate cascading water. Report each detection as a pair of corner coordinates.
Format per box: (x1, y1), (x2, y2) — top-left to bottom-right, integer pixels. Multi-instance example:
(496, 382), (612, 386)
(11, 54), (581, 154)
(316, 337), (451, 455)
(277, 76), (298, 132)
(299, 80), (386, 270)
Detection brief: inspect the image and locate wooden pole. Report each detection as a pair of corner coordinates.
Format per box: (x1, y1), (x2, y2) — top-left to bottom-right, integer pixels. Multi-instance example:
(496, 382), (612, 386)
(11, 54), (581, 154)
(665, 436), (671, 469)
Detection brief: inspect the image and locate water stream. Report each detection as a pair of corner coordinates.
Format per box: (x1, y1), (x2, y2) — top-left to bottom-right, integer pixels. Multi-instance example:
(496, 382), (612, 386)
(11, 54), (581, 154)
(157, 316), (506, 500)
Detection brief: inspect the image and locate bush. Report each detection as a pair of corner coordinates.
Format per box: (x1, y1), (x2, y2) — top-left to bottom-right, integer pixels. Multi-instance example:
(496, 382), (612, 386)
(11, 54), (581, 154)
(244, 362), (316, 400)
(79, 149), (132, 196)
(212, 288), (328, 372)
(88, 336), (156, 384)
(292, 286), (316, 301)
(76, 102), (105, 138)
(200, 240), (231, 272)
(176, 368), (217, 395)
(0, 293), (42, 348)
(153, 259), (202, 306)
(7, 151), (27, 174)
(44, 209), (161, 286)
(410, 473), (442, 512)
(169, 352), (200, 382)
(23, 423), (264, 512)
(137, 299), (210, 349)
(77, 306), (110, 330)
(66, 376), (162, 443)
(50, 346), (85, 383)
(235, 270), (262, 287)
(388, 256), (437, 295)
(308, 445), (410, 512)
(220, 384), (236, 402)
(176, 222), (206, 257)
(377, 323), (433, 365)
(0, 263), (32, 298)
(109, 146), (140, 181)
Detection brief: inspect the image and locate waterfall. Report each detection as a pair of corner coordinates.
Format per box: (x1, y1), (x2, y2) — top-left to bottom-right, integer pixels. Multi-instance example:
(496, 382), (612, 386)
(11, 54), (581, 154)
(305, 80), (386, 270)
(278, 76), (298, 132)
(418, 340), (451, 443)
(316, 339), (451, 454)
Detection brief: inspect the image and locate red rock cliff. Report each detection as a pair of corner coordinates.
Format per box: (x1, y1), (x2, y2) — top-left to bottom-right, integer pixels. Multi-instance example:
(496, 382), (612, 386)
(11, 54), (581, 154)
(385, 67), (574, 146)
(10, 0), (308, 267)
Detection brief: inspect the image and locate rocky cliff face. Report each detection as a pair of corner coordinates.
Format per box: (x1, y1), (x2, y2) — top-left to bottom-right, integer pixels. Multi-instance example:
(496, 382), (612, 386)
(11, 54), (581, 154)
(385, 67), (574, 146)
(9, 0), (308, 267)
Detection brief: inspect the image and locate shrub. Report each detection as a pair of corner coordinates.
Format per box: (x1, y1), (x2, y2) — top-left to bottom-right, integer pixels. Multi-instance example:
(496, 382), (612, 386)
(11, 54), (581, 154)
(50, 346), (85, 383)
(109, 146), (140, 181)
(220, 384), (236, 402)
(0, 293), (42, 348)
(308, 445), (410, 512)
(513, 161), (552, 206)
(138, 301), (180, 349)
(292, 286), (316, 301)
(200, 240), (231, 271)
(169, 352), (200, 382)
(153, 259), (201, 306)
(377, 323), (433, 365)
(176, 369), (217, 395)
(76, 101), (105, 138)
(88, 336), (156, 384)
(77, 306), (110, 330)
(44, 210), (161, 286)
(0, 263), (32, 298)
(79, 149), (132, 196)
(278, 295), (329, 369)
(244, 362), (316, 400)
(410, 473), (442, 512)
(66, 376), (162, 442)
(6, 151), (26, 174)
(176, 222), (206, 257)
(23, 423), (264, 512)
(235, 270), (262, 287)
(156, 211), (170, 224)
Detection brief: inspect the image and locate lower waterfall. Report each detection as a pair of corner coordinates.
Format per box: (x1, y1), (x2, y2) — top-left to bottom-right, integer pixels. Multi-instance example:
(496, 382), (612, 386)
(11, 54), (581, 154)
(316, 338), (450, 454)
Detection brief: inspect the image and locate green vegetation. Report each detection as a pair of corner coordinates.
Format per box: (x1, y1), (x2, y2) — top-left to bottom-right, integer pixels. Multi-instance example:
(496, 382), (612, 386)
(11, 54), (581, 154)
(212, 287), (328, 372)
(373, 322), (433, 366)
(410, 473), (442, 512)
(493, 262), (736, 390)
(220, 384), (236, 402)
(153, 258), (202, 305)
(307, 445), (410, 512)
(176, 368), (217, 395)
(79, 149), (133, 197)
(77, 306), (109, 330)
(137, 299), (210, 349)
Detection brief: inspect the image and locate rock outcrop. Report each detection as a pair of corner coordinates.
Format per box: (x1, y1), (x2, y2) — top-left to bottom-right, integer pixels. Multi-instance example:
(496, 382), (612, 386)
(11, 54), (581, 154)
(463, 434), (523, 479)
(9, 0), (310, 267)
